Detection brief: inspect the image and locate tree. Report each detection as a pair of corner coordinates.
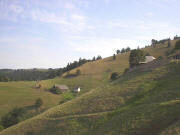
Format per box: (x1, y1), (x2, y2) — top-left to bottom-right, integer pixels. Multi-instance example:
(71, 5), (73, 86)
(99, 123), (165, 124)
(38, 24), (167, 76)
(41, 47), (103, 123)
(76, 69), (81, 75)
(110, 72), (118, 80)
(174, 35), (180, 40)
(129, 49), (145, 68)
(96, 55), (102, 60)
(92, 56), (96, 61)
(121, 48), (126, 53)
(151, 39), (157, 45)
(175, 40), (180, 50)
(34, 98), (43, 109)
(113, 54), (116, 60)
(116, 49), (120, 54)
(125, 47), (131, 52)
(168, 39), (171, 48)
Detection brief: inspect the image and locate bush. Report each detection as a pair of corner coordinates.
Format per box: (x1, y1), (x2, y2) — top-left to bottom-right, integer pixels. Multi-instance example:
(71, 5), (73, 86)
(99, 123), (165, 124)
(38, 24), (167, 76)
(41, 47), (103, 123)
(110, 72), (118, 80)
(59, 93), (74, 104)
(1, 107), (25, 128)
(0, 125), (4, 131)
(145, 52), (151, 56)
(34, 98), (43, 109)
(158, 56), (163, 60)
(50, 86), (62, 94)
(175, 40), (180, 50)
(123, 68), (129, 74)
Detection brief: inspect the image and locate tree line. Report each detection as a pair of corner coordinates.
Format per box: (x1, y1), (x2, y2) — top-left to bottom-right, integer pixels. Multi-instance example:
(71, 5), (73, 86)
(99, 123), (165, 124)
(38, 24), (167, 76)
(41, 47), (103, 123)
(0, 55), (102, 82)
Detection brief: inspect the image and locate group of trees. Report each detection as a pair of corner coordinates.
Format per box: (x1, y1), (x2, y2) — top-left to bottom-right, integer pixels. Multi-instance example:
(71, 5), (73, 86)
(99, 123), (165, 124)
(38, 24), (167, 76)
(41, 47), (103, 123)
(116, 47), (131, 54)
(129, 49), (145, 68)
(174, 35), (180, 40)
(0, 69), (60, 82)
(0, 98), (43, 130)
(92, 55), (102, 61)
(0, 55), (103, 82)
(151, 38), (171, 46)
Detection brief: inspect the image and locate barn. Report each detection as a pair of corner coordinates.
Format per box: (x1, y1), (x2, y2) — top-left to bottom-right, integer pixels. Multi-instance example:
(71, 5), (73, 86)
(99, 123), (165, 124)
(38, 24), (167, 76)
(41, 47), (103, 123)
(54, 84), (69, 93)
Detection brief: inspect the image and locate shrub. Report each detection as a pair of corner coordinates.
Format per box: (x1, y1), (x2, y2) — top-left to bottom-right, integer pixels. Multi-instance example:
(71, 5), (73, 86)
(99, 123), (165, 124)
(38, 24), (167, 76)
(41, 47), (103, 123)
(0, 125), (4, 131)
(123, 68), (129, 74)
(1, 107), (25, 128)
(34, 98), (43, 109)
(50, 86), (62, 94)
(145, 52), (151, 56)
(59, 93), (74, 104)
(110, 72), (118, 80)
(158, 56), (163, 60)
(175, 40), (180, 50)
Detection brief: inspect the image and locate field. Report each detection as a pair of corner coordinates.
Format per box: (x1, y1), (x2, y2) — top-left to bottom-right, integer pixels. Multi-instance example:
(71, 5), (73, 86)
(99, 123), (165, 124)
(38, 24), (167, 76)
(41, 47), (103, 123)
(0, 39), (180, 135)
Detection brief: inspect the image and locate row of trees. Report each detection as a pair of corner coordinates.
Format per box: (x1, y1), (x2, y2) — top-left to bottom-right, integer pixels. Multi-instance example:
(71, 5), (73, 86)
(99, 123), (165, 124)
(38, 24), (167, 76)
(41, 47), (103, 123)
(174, 35), (180, 40)
(151, 35), (180, 47)
(151, 38), (170, 46)
(116, 47), (131, 54)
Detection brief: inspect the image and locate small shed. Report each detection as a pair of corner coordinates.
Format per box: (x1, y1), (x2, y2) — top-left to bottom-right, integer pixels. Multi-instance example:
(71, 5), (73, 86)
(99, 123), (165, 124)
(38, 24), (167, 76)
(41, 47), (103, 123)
(74, 87), (80, 93)
(140, 56), (156, 64)
(54, 84), (69, 93)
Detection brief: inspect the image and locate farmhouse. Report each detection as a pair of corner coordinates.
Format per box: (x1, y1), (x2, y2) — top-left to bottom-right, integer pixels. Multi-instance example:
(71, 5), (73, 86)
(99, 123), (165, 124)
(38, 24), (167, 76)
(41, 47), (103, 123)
(54, 84), (69, 93)
(74, 87), (80, 93)
(140, 56), (156, 64)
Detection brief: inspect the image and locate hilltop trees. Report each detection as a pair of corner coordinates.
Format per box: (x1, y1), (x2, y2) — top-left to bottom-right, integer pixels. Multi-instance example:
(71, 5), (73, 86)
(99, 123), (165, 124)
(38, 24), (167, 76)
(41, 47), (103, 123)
(175, 40), (180, 50)
(96, 55), (102, 60)
(129, 49), (145, 68)
(174, 35), (180, 40)
(116, 47), (131, 54)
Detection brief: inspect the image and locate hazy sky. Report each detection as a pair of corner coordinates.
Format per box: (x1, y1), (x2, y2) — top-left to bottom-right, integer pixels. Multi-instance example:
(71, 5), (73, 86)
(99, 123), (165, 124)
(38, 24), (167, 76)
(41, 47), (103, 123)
(0, 0), (180, 69)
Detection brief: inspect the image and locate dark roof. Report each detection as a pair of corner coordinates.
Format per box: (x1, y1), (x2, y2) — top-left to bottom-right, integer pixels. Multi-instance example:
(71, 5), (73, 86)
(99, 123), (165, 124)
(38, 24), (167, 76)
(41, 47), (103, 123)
(55, 84), (69, 90)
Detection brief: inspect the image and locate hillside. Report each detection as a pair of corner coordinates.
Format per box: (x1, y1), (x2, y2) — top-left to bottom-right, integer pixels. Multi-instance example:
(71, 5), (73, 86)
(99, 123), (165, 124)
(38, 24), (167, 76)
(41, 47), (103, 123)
(0, 39), (180, 135)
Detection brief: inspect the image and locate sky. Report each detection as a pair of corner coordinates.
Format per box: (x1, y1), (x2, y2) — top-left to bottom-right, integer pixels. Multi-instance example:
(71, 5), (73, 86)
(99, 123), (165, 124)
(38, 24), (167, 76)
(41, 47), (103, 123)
(0, 0), (180, 69)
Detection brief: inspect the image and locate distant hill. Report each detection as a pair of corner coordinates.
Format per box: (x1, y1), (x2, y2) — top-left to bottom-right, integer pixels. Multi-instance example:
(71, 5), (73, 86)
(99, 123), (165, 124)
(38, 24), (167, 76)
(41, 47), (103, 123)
(0, 39), (180, 135)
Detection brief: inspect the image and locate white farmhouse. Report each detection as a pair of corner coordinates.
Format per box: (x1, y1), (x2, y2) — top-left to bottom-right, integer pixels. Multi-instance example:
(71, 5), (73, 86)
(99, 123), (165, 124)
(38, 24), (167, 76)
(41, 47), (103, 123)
(74, 87), (80, 93)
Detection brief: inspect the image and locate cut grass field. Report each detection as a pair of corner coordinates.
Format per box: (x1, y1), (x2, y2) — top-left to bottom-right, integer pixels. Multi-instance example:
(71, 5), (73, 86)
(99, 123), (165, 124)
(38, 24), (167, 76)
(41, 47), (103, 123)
(0, 39), (180, 135)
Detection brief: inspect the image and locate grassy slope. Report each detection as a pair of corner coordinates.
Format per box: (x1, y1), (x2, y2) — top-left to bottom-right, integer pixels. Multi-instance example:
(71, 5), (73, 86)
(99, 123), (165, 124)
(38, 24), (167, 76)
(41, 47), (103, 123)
(0, 40), (180, 135)
(0, 45), (130, 117)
